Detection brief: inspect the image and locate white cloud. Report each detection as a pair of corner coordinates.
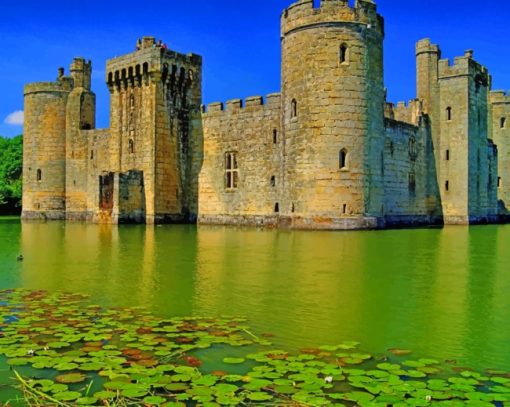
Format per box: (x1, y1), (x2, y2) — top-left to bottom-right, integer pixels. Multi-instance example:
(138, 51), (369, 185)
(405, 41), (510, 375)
(4, 110), (24, 126)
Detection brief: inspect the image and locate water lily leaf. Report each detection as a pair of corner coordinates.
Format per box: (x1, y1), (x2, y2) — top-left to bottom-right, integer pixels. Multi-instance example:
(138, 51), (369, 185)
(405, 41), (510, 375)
(223, 357), (245, 364)
(55, 373), (87, 384)
(377, 363), (401, 371)
(247, 391), (273, 401)
(76, 397), (98, 405)
(144, 395), (167, 405)
(122, 387), (149, 398)
(53, 391), (82, 401)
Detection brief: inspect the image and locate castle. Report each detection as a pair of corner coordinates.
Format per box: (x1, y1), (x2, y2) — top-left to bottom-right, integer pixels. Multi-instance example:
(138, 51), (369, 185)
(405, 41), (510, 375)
(22, 0), (510, 229)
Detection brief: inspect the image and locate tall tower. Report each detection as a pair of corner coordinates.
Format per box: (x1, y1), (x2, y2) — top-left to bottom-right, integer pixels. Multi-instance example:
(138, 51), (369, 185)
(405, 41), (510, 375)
(22, 69), (73, 220)
(280, 0), (385, 229)
(106, 37), (202, 224)
(65, 58), (96, 219)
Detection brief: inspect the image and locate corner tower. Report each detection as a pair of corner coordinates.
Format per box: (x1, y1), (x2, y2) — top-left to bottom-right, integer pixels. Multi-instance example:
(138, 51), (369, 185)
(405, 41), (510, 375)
(22, 70), (73, 220)
(281, 0), (385, 229)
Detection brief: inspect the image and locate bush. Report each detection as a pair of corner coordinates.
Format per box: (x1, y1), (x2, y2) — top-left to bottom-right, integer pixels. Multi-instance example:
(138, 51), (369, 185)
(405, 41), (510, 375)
(0, 135), (23, 215)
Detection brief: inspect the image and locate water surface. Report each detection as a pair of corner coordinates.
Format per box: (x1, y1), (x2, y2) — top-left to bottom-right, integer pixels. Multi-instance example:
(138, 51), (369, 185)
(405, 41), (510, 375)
(1, 218), (509, 371)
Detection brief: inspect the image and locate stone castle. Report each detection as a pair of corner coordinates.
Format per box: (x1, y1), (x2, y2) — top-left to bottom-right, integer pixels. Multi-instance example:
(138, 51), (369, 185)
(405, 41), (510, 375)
(22, 0), (510, 229)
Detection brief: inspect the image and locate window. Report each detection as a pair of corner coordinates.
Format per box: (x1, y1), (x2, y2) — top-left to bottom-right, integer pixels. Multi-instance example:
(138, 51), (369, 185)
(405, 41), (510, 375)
(339, 149), (348, 170)
(90, 150), (94, 160)
(445, 180), (450, 192)
(36, 169), (42, 182)
(501, 117), (507, 129)
(339, 44), (349, 64)
(409, 172), (416, 194)
(129, 139), (134, 154)
(342, 204), (347, 214)
(274, 203), (280, 213)
(291, 203), (295, 213)
(409, 136), (418, 160)
(225, 152), (239, 190)
(446, 107), (452, 121)
(446, 150), (450, 161)
(270, 176), (276, 187)
(291, 99), (297, 119)
(273, 129), (278, 144)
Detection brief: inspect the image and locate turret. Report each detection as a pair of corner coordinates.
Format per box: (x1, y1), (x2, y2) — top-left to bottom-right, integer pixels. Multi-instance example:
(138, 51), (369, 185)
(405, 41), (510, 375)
(66, 58), (96, 219)
(280, 0), (385, 229)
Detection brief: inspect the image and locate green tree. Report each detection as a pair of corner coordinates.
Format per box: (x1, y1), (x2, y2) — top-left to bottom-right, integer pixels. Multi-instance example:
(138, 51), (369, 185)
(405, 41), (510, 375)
(0, 135), (23, 214)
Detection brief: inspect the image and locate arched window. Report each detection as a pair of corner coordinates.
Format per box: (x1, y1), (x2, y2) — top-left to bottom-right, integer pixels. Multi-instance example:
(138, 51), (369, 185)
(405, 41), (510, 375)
(291, 99), (297, 119)
(339, 44), (349, 64)
(129, 139), (134, 154)
(446, 106), (452, 121)
(501, 117), (507, 129)
(36, 169), (42, 182)
(339, 149), (348, 170)
(274, 203), (280, 213)
(409, 136), (418, 160)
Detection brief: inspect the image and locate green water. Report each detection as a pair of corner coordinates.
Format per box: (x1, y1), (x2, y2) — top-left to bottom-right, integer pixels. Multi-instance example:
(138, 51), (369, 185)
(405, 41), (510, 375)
(1, 218), (510, 372)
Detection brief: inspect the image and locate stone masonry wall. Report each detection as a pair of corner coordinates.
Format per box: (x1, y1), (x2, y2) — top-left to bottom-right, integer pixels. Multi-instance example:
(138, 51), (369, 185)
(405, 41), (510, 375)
(490, 91), (510, 215)
(198, 95), (282, 226)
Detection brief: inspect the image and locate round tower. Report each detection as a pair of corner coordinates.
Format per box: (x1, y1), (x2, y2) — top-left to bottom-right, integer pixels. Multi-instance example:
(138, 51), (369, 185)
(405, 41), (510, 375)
(22, 71), (73, 220)
(281, 0), (385, 229)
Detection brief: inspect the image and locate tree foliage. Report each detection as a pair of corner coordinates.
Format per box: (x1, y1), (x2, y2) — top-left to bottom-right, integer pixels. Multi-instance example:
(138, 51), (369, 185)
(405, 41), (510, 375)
(0, 135), (23, 214)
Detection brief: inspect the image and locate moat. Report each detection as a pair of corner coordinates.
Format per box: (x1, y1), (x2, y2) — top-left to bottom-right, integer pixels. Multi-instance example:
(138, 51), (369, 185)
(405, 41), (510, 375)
(1, 217), (510, 375)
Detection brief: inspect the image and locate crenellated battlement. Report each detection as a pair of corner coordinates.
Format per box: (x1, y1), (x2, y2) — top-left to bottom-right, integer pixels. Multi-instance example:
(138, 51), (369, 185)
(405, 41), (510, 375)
(202, 93), (281, 115)
(106, 40), (201, 93)
(384, 99), (423, 126)
(438, 49), (489, 80)
(281, 0), (383, 38)
(490, 90), (510, 105)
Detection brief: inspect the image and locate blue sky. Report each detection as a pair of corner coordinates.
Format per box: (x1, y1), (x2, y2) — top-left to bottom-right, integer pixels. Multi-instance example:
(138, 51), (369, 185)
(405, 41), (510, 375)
(1, 0), (509, 137)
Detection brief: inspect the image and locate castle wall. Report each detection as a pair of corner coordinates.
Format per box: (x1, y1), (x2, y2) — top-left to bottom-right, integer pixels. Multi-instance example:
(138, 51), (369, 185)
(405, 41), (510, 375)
(198, 95), (282, 226)
(490, 91), (510, 215)
(87, 129), (111, 222)
(382, 119), (440, 225)
(22, 79), (72, 220)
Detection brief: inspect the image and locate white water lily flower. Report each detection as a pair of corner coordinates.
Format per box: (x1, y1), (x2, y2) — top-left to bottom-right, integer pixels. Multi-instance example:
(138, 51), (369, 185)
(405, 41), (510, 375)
(325, 376), (333, 383)
(426, 395), (432, 402)
(26, 349), (34, 356)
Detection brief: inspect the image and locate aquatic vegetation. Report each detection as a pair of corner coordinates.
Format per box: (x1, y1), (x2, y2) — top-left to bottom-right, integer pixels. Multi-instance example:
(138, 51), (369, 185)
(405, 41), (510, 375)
(0, 289), (509, 406)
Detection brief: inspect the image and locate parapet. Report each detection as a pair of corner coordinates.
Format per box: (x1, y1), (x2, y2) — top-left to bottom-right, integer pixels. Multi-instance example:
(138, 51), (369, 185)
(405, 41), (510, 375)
(416, 38), (441, 57)
(281, 0), (383, 38)
(203, 93), (282, 115)
(438, 49), (489, 80)
(385, 99), (422, 127)
(24, 67), (74, 95)
(490, 91), (510, 105)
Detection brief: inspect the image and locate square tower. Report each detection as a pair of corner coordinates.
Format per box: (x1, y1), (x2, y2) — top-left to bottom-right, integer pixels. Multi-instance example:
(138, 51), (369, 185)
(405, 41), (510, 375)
(106, 37), (202, 223)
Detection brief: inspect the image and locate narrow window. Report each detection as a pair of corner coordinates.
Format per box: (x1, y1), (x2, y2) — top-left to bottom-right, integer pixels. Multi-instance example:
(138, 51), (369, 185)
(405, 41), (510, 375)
(36, 169), (42, 182)
(270, 176), (276, 187)
(446, 107), (452, 121)
(273, 129), (278, 144)
(501, 117), (506, 129)
(274, 203), (280, 213)
(445, 180), (450, 192)
(409, 172), (416, 194)
(129, 139), (134, 154)
(339, 44), (349, 64)
(225, 152), (239, 190)
(498, 177), (502, 188)
(409, 136), (417, 160)
(342, 204), (347, 214)
(291, 203), (295, 213)
(291, 99), (297, 119)
(90, 150), (94, 160)
(446, 150), (450, 161)
(339, 149), (348, 169)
